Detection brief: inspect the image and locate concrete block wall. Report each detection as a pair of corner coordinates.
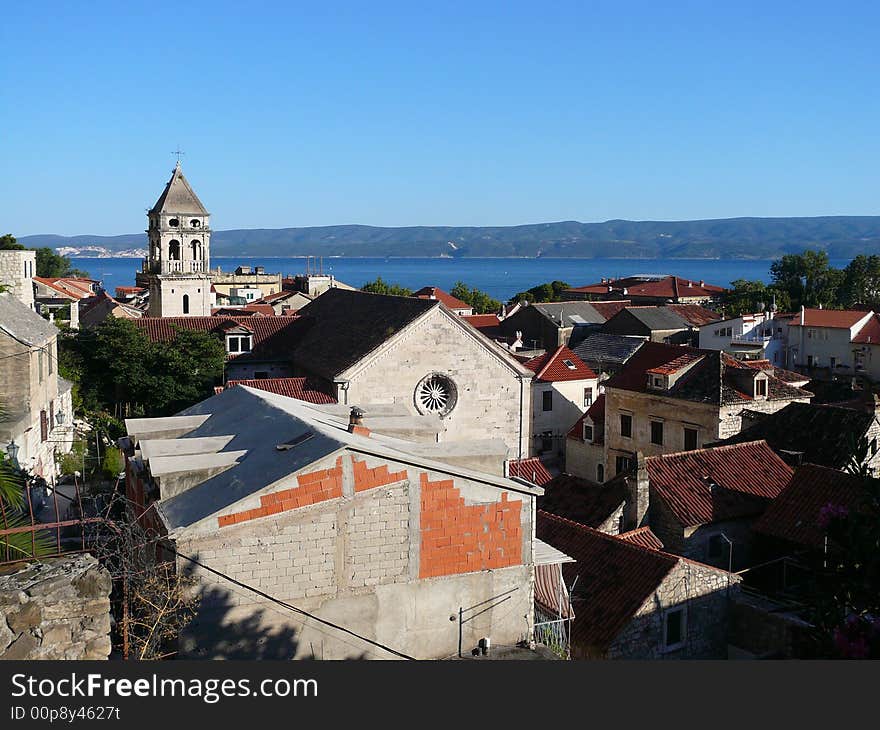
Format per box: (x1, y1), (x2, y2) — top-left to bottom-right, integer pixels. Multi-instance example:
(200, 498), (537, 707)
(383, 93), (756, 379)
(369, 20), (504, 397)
(0, 555), (113, 660)
(175, 450), (536, 659)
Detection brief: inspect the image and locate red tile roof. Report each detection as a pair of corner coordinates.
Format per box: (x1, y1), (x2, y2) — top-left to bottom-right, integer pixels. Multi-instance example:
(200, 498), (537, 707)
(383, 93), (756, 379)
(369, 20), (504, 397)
(523, 345), (598, 382)
(587, 300), (631, 320)
(133, 316), (302, 362)
(567, 276), (724, 300)
(646, 441), (794, 527)
(536, 510), (678, 651)
(538, 473), (628, 527)
(789, 308), (872, 329)
(413, 286), (472, 311)
(666, 304), (722, 327)
(508, 457), (554, 487)
(226, 377), (337, 405)
(212, 304), (277, 316)
(617, 527), (664, 550)
(33, 277), (95, 300)
(853, 313), (880, 344)
(752, 464), (869, 549)
(462, 313), (501, 329)
(645, 352), (704, 376)
(115, 286), (146, 296)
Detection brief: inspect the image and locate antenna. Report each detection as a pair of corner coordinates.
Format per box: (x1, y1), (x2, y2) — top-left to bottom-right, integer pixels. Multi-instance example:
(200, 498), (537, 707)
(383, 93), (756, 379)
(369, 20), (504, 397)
(171, 146), (185, 164)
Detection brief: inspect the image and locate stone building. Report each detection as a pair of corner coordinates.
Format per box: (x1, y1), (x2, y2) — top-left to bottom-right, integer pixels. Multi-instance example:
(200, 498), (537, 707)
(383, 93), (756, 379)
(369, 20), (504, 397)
(522, 346), (598, 458)
(500, 300), (630, 351)
(120, 386), (553, 659)
(537, 510), (737, 659)
(0, 293), (74, 483)
(136, 162), (213, 317)
(413, 286), (473, 316)
(715, 401), (880, 474)
(565, 395), (607, 483)
(639, 442), (794, 569)
(601, 306), (694, 344)
(0, 249), (36, 309)
(602, 342), (812, 478)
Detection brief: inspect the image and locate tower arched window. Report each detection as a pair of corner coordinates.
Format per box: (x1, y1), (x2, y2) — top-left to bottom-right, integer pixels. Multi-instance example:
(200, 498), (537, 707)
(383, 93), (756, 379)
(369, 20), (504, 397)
(169, 240), (181, 260)
(191, 219), (201, 228)
(169, 218), (179, 227)
(191, 240), (202, 260)
(182, 294), (190, 314)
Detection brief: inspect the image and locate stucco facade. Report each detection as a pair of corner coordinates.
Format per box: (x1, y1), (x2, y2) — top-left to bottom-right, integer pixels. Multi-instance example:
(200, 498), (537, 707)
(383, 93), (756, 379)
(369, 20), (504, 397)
(531, 377), (596, 458)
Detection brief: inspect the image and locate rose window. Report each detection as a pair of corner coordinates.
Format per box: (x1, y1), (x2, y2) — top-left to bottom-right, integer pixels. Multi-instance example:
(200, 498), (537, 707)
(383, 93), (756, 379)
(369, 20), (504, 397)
(415, 373), (457, 416)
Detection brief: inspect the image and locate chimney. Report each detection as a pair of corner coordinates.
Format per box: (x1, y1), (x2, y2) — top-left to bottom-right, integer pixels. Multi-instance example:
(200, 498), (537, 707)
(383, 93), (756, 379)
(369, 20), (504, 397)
(625, 452), (650, 529)
(348, 406), (370, 437)
(699, 280), (704, 287)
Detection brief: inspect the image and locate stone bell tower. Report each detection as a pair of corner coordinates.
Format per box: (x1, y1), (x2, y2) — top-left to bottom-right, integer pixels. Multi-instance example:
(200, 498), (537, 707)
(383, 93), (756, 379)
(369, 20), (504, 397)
(136, 162), (213, 317)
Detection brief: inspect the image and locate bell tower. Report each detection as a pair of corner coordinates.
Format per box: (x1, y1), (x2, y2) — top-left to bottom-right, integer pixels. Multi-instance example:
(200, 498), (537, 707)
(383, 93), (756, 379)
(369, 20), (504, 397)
(137, 162), (213, 316)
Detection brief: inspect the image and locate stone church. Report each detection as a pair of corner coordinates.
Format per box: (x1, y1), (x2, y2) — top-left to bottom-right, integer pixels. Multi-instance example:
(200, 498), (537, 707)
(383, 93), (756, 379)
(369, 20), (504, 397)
(136, 162), (213, 316)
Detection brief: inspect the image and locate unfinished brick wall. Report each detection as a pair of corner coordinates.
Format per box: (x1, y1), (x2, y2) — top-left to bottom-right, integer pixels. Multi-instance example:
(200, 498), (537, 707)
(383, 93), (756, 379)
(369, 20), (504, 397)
(419, 473), (522, 579)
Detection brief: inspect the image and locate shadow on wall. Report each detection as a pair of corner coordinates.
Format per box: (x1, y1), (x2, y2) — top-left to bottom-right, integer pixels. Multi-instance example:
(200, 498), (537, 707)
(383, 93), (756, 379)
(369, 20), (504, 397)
(177, 557), (368, 660)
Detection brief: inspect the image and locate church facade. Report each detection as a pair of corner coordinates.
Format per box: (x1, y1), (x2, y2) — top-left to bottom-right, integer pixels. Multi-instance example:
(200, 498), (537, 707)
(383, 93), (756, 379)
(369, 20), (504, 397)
(136, 163), (213, 317)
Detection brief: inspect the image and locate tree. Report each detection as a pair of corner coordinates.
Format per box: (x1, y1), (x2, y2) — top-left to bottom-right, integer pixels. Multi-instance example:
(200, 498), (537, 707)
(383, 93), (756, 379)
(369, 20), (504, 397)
(770, 249), (843, 310)
(360, 277), (413, 297)
(0, 233), (25, 250)
(721, 279), (791, 318)
(511, 280), (571, 304)
(450, 281), (501, 314)
(839, 255), (880, 309)
(35, 247), (89, 278)
(63, 318), (225, 419)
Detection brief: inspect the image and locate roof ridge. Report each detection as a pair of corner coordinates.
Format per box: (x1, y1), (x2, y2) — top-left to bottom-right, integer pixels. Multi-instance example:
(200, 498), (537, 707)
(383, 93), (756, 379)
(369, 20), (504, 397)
(646, 438), (773, 461)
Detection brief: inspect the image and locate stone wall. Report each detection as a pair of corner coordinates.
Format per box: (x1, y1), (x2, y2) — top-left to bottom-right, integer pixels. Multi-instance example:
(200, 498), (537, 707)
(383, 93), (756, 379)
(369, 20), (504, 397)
(565, 436), (605, 483)
(344, 307), (531, 457)
(604, 560), (737, 659)
(0, 554), (112, 660)
(0, 250), (36, 308)
(718, 396), (811, 440)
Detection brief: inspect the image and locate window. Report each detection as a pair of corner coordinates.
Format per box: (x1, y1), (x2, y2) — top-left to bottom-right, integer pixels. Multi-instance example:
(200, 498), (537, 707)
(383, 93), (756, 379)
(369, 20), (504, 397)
(169, 218), (179, 227)
(540, 432), (553, 453)
(415, 373), (458, 416)
(684, 427), (698, 451)
(583, 424), (594, 442)
(182, 294), (190, 314)
(807, 355), (814, 368)
(663, 608), (686, 650)
(830, 357), (837, 369)
(615, 455), (633, 475)
(542, 391), (553, 412)
(620, 413), (632, 438)
(755, 378), (767, 397)
(254, 371), (269, 380)
(597, 464), (605, 482)
(226, 335), (252, 354)
(40, 410), (48, 442)
(584, 387), (593, 407)
(169, 240), (181, 260)
(650, 420), (664, 446)
(191, 219), (201, 227)
(562, 359), (577, 370)
(652, 376), (663, 388)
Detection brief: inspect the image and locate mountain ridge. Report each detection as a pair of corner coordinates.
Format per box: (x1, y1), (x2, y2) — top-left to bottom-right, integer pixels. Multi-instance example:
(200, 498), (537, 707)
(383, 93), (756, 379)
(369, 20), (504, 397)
(17, 215), (880, 259)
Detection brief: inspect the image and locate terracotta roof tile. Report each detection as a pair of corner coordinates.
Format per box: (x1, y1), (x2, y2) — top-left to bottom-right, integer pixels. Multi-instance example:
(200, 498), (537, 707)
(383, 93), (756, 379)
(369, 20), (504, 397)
(646, 441), (794, 527)
(538, 473), (628, 528)
(523, 345), (598, 382)
(508, 457), (554, 487)
(853, 313), (880, 344)
(666, 304), (722, 327)
(413, 286), (471, 311)
(789, 308), (872, 329)
(536, 511), (677, 651)
(617, 526), (664, 550)
(752, 464), (870, 549)
(225, 378), (337, 405)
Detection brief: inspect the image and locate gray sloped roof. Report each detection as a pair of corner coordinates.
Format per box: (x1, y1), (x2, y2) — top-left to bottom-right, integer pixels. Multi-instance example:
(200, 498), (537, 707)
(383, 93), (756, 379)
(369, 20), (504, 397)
(157, 386), (541, 531)
(532, 302), (608, 327)
(618, 306), (690, 331)
(150, 163), (209, 215)
(572, 332), (646, 366)
(0, 293), (58, 346)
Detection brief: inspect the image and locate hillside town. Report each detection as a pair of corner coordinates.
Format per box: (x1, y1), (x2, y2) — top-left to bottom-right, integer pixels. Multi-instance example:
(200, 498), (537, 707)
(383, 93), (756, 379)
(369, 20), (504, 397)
(1, 163), (879, 661)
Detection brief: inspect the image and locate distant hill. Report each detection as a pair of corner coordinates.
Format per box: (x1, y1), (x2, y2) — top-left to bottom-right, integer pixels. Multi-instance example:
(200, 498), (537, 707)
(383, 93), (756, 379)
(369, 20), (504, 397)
(18, 216), (880, 259)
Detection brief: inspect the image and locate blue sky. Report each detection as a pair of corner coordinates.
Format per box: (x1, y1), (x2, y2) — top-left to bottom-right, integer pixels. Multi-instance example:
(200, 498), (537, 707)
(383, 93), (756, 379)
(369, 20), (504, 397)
(1, 1), (878, 236)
